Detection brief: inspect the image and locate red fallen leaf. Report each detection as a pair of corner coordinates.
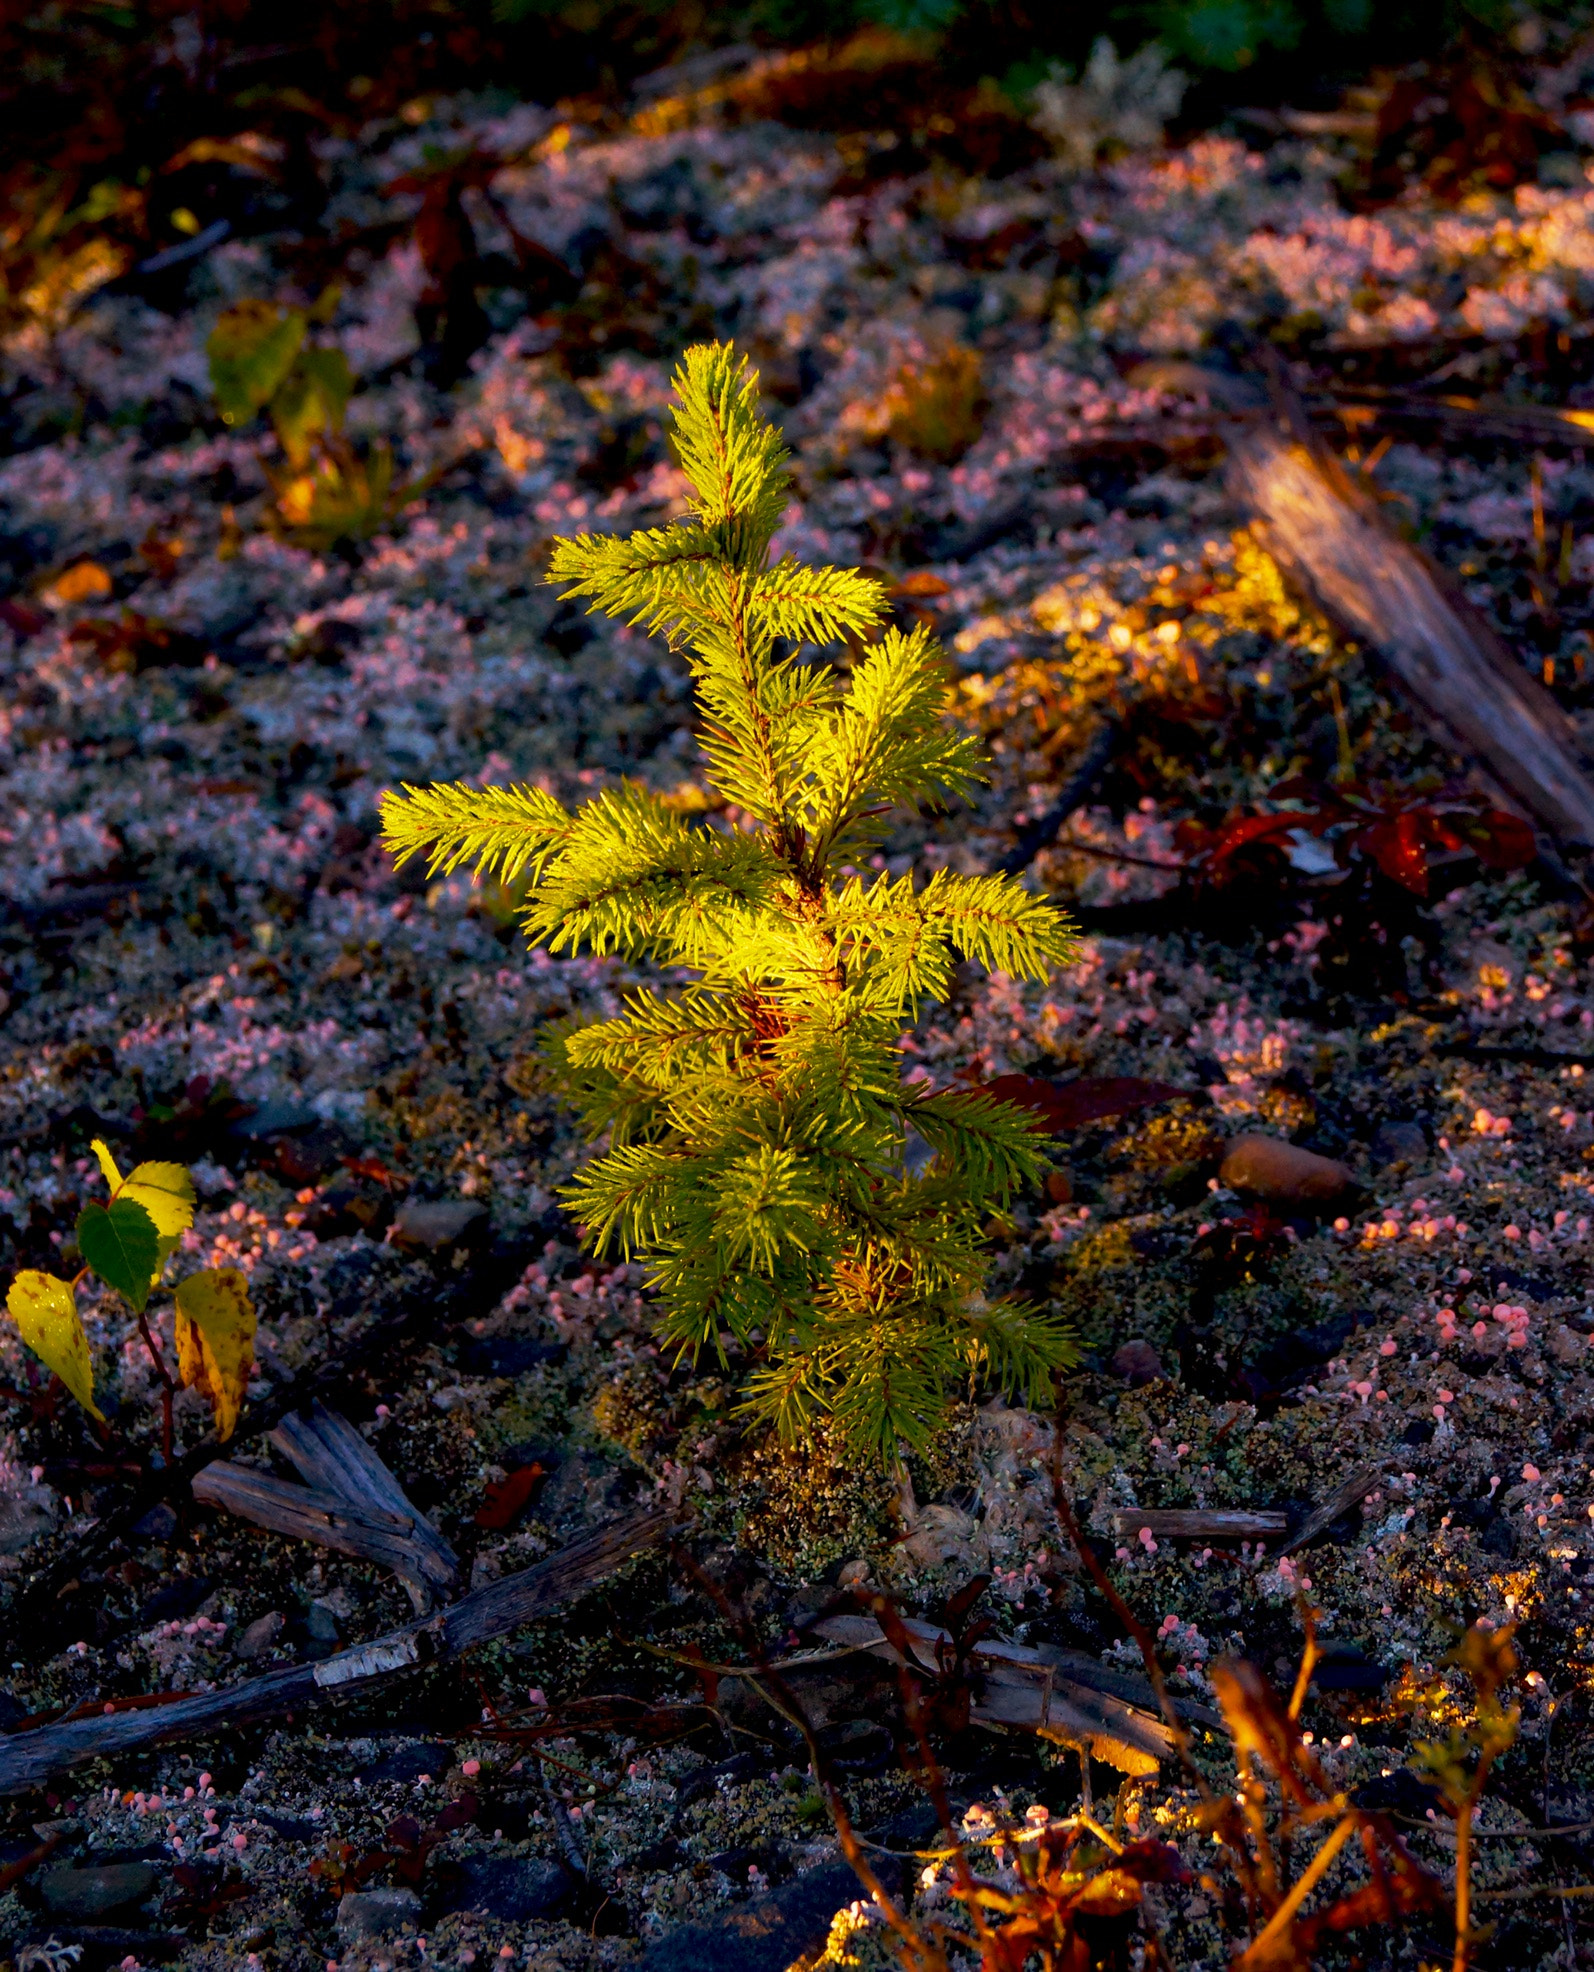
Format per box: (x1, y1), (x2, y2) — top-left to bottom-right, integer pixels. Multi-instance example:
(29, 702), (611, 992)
(1464, 808), (1537, 871)
(1361, 809), (1435, 896)
(433, 1791), (479, 1833)
(982, 1074), (1190, 1133)
(341, 1153), (404, 1188)
(0, 598), (49, 640)
(474, 1462), (545, 1529)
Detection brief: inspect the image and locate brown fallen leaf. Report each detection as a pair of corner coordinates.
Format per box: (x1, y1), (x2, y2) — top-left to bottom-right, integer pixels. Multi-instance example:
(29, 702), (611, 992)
(981, 1074), (1192, 1133)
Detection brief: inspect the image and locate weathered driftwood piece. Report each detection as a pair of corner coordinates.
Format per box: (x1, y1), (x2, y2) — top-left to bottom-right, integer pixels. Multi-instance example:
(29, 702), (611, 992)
(0, 1506), (672, 1796)
(1226, 420), (1594, 846)
(1111, 1508), (1290, 1542)
(1280, 1462), (1385, 1557)
(191, 1400), (459, 1608)
(809, 1611), (1190, 1777)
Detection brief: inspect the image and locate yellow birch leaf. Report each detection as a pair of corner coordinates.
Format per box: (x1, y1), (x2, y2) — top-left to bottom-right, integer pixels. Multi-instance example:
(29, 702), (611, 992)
(5, 1271), (103, 1421)
(91, 1136), (124, 1193)
(173, 1268), (255, 1442)
(122, 1161), (196, 1239)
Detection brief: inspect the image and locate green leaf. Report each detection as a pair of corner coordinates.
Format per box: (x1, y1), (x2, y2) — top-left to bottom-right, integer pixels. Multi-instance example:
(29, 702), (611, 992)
(6, 1271), (102, 1420)
(76, 1196), (161, 1312)
(271, 345), (353, 468)
(207, 300), (307, 426)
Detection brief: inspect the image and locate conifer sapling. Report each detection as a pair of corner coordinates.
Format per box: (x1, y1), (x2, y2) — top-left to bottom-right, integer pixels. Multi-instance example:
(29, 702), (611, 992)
(380, 342), (1081, 1460)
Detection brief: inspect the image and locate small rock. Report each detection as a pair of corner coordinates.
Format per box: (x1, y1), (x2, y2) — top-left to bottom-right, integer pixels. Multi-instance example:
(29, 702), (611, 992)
(638, 1861), (862, 1972)
(132, 1502), (179, 1543)
(1481, 1515), (1517, 1560)
(233, 1101), (317, 1140)
(897, 1503), (979, 1571)
(835, 1559), (871, 1588)
(1371, 1119), (1427, 1168)
(336, 1887), (422, 1939)
(1219, 1134), (1353, 1205)
(0, 1492), (54, 1556)
(234, 1611), (286, 1661)
(1044, 1167), (1073, 1204)
(357, 1739), (452, 1783)
(390, 1198), (489, 1253)
(40, 1860), (156, 1918)
(305, 1599), (340, 1643)
(458, 1334), (566, 1376)
(1549, 1324), (1589, 1366)
(435, 1855), (573, 1921)
(1111, 1339), (1165, 1386)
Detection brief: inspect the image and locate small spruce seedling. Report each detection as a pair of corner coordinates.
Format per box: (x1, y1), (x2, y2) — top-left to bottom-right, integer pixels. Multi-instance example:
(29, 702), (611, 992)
(381, 341), (1080, 1460)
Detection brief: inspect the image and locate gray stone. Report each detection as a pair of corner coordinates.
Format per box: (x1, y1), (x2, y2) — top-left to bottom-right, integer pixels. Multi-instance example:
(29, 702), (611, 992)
(638, 1861), (861, 1972)
(436, 1855), (574, 1920)
(305, 1599), (340, 1643)
(1371, 1119), (1427, 1169)
(1111, 1339), (1165, 1386)
(0, 1491), (54, 1556)
(336, 1887), (422, 1939)
(40, 1860), (157, 1918)
(133, 1502), (179, 1543)
(234, 1611), (286, 1661)
(391, 1198), (489, 1253)
(234, 1101), (317, 1139)
(356, 1739), (451, 1783)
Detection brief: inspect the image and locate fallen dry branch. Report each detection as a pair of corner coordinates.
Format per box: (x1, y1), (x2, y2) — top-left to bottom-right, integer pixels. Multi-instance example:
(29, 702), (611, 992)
(998, 718), (1122, 875)
(809, 1610), (1203, 1777)
(1111, 1508), (1290, 1542)
(0, 1505), (673, 1796)
(1225, 416), (1594, 846)
(1279, 1463), (1385, 1557)
(192, 1401), (460, 1608)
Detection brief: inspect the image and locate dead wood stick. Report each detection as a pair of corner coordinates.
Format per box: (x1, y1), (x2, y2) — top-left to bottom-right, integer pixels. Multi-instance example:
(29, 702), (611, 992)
(997, 718), (1122, 875)
(1111, 1508), (1290, 1542)
(1225, 418), (1594, 845)
(0, 1506), (673, 1797)
(1324, 391), (1594, 451)
(1280, 1463), (1385, 1556)
(189, 1462), (452, 1595)
(271, 1399), (459, 1598)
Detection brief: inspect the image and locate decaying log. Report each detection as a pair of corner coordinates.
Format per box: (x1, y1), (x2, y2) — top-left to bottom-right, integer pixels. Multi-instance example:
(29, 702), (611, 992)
(192, 1401), (459, 1608)
(1225, 419), (1594, 846)
(0, 1506), (672, 1797)
(808, 1611), (1204, 1777)
(1111, 1508), (1290, 1542)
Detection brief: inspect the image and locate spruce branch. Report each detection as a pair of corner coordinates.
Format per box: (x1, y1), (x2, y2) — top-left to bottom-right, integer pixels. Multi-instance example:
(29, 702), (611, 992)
(379, 780), (571, 882)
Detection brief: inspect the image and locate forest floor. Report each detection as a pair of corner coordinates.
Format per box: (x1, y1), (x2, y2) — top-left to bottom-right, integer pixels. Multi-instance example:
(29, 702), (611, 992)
(6, 26), (1594, 1972)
